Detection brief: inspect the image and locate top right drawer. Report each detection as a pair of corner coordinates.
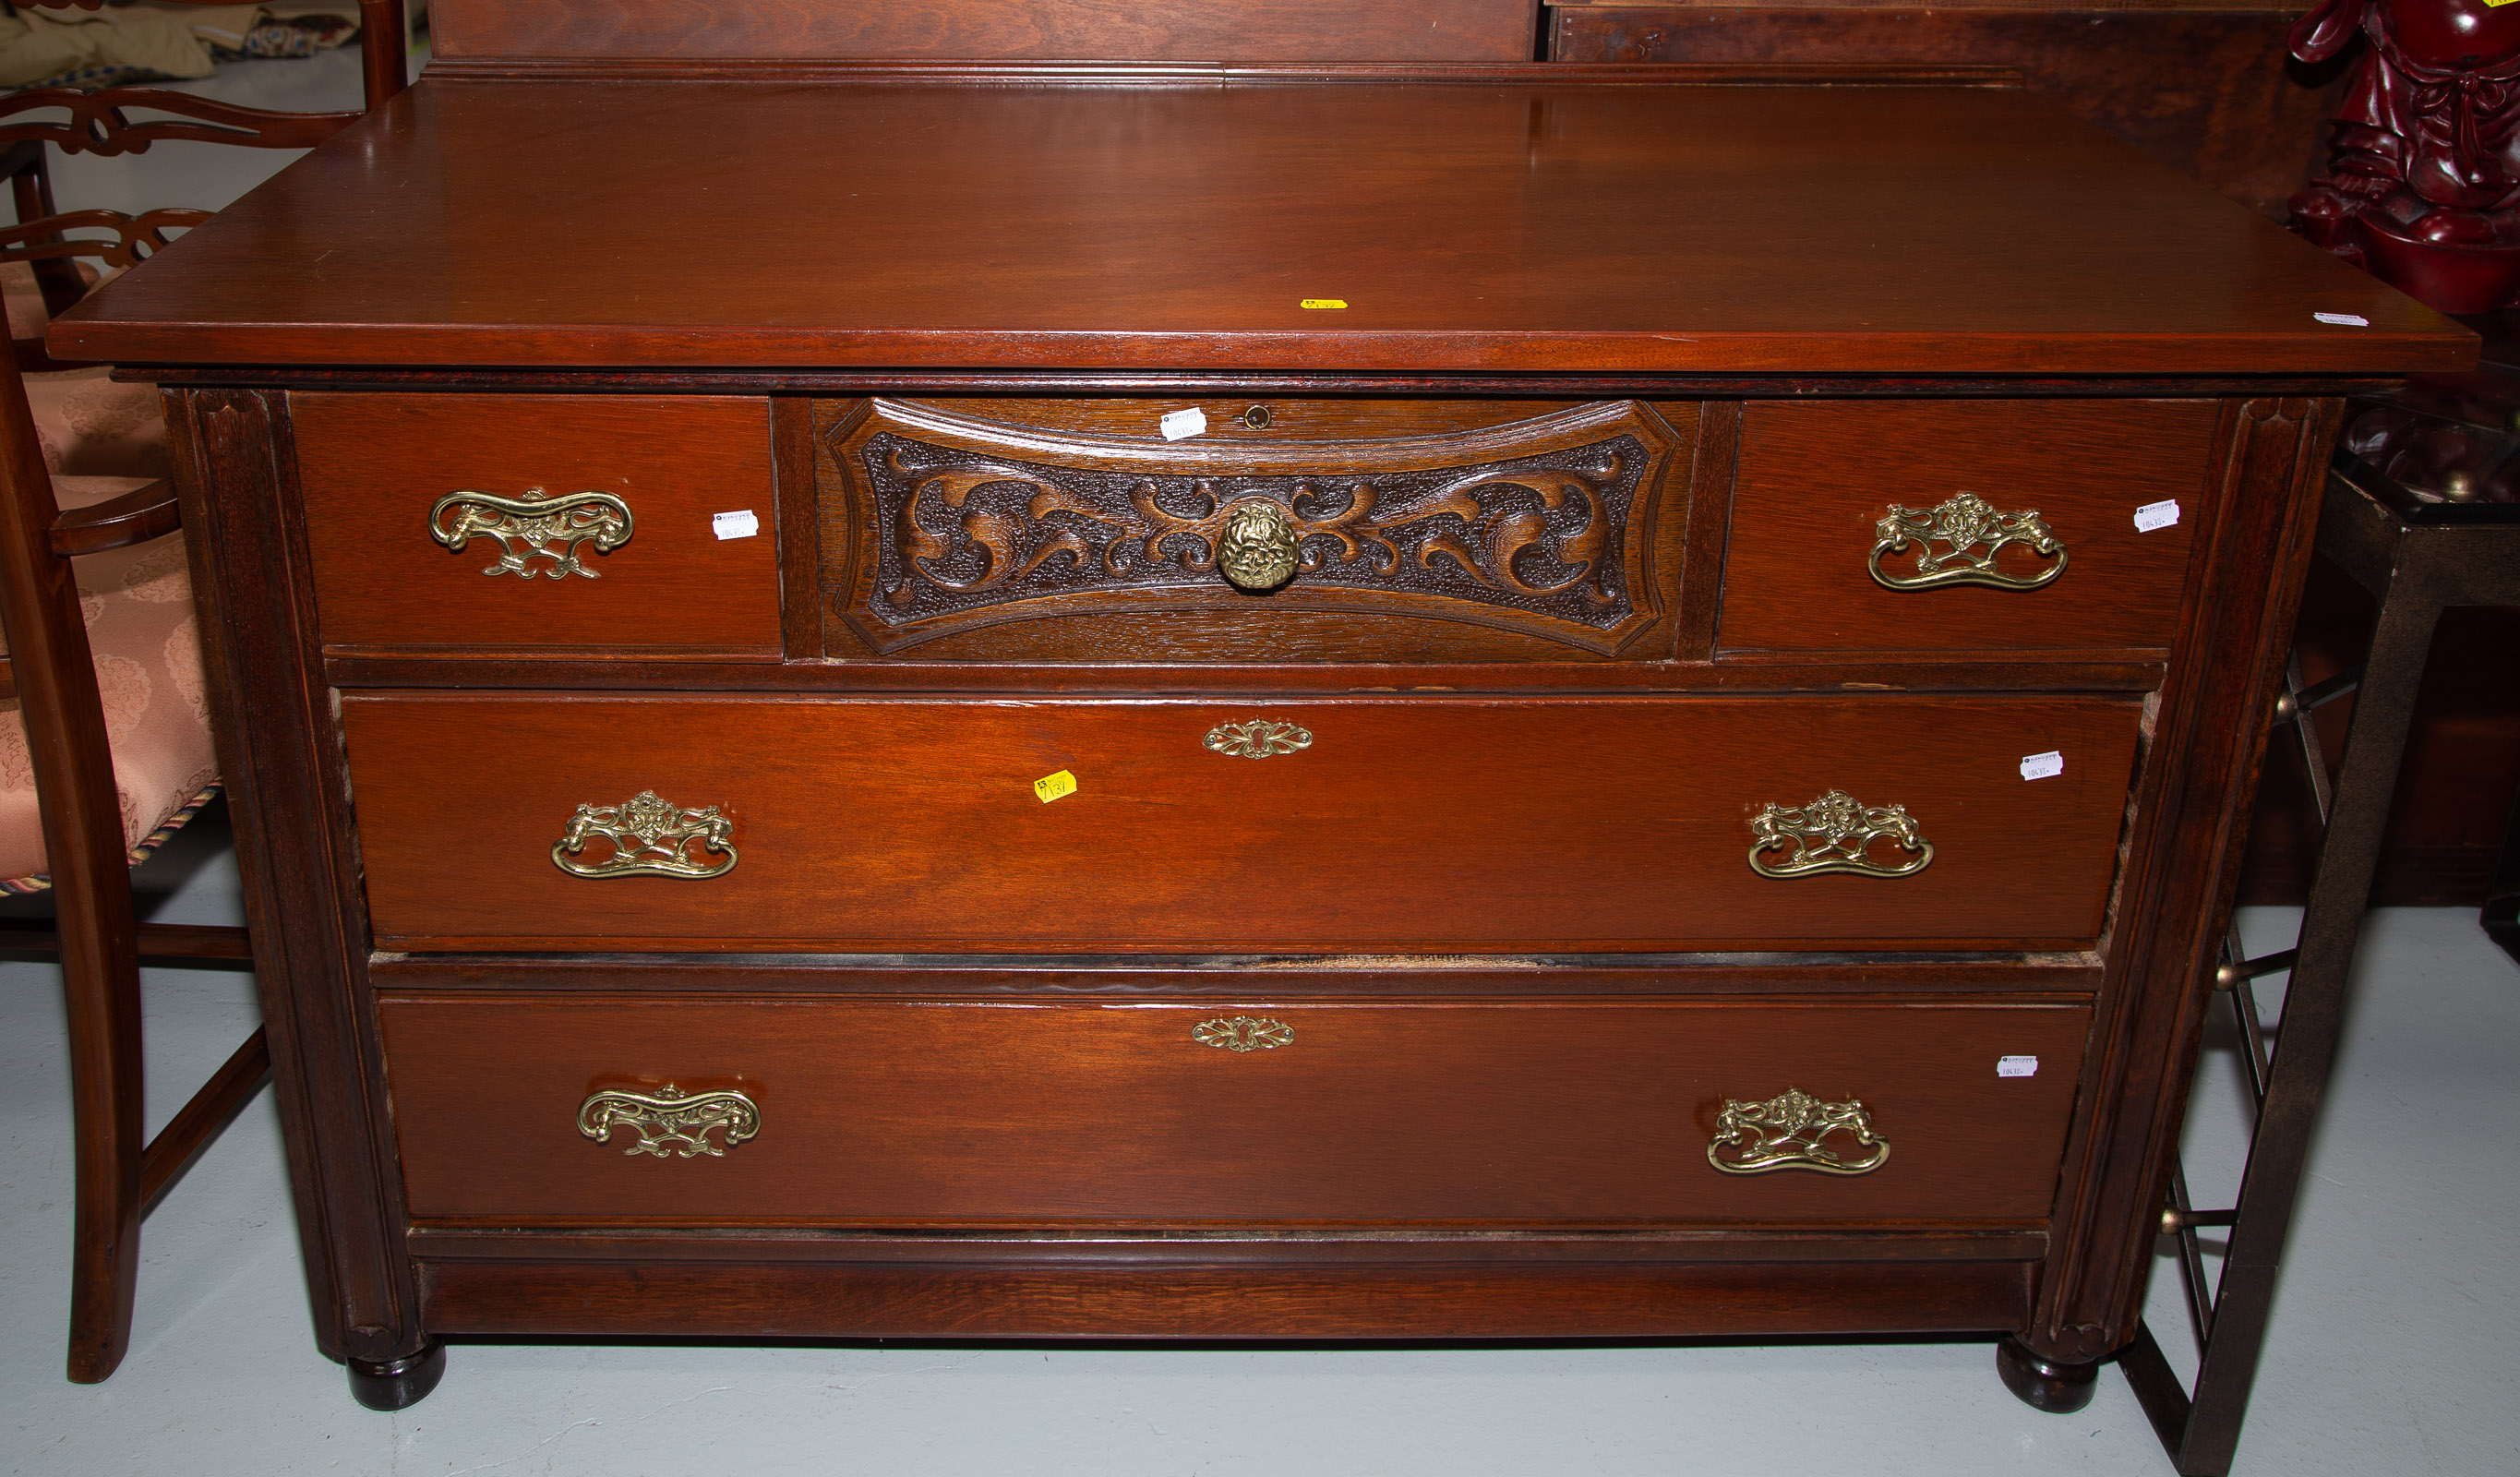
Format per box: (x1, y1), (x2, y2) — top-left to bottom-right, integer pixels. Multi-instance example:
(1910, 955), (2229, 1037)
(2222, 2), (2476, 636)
(1719, 401), (2215, 656)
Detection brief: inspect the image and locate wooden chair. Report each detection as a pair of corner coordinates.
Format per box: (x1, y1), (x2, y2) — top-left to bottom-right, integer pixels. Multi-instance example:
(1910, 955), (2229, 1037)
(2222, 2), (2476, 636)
(0, 0), (407, 1384)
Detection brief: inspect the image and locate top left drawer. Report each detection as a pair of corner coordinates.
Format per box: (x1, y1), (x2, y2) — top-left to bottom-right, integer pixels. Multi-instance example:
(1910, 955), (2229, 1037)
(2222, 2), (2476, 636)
(291, 394), (783, 659)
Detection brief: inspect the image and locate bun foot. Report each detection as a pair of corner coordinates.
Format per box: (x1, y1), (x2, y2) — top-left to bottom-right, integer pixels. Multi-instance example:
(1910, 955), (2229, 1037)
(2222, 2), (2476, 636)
(348, 1340), (445, 1411)
(1996, 1336), (2099, 1414)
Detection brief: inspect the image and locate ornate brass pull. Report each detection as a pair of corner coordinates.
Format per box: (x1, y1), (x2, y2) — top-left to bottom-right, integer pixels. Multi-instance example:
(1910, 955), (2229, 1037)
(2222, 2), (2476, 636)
(578, 1085), (760, 1158)
(552, 790), (738, 879)
(1218, 498), (1300, 591)
(429, 488), (633, 578)
(1193, 1015), (1293, 1052)
(1748, 789), (1933, 879)
(1203, 718), (1314, 759)
(1708, 1087), (1890, 1175)
(1869, 492), (2066, 591)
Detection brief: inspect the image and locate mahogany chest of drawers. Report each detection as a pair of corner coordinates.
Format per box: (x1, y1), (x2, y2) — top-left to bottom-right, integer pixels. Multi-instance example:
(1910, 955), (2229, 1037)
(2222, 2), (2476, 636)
(55, 35), (2472, 1417)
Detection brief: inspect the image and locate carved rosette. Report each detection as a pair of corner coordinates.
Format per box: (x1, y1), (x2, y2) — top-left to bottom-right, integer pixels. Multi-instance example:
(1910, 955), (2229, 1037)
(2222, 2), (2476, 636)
(823, 400), (1674, 654)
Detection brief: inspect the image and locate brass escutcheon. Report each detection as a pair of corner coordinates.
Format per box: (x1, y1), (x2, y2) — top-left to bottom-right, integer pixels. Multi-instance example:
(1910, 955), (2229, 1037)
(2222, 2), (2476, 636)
(1204, 718), (1314, 759)
(1868, 492), (2066, 592)
(1747, 789), (1932, 879)
(1218, 498), (1300, 591)
(1707, 1087), (1890, 1175)
(578, 1085), (761, 1158)
(429, 488), (633, 578)
(552, 790), (738, 879)
(1194, 1015), (1294, 1052)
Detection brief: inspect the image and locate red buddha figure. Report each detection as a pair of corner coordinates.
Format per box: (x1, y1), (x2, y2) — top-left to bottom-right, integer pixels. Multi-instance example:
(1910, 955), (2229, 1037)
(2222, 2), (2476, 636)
(2290, 0), (2520, 310)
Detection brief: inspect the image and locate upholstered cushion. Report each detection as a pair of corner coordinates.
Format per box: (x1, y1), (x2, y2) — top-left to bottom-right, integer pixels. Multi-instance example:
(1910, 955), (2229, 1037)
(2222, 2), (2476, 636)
(0, 475), (218, 887)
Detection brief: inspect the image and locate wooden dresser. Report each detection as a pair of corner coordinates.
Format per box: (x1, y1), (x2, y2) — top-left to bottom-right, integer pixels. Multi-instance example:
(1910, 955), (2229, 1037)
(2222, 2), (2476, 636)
(53, 0), (2474, 1418)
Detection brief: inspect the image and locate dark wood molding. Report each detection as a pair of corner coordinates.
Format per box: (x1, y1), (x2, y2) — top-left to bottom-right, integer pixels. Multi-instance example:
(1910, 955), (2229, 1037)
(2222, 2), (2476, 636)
(164, 388), (427, 1367)
(2028, 397), (2339, 1364)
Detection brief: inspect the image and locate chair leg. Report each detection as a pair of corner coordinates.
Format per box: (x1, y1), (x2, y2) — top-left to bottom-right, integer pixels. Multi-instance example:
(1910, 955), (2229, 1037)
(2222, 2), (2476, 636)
(61, 935), (146, 1384)
(140, 1027), (271, 1213)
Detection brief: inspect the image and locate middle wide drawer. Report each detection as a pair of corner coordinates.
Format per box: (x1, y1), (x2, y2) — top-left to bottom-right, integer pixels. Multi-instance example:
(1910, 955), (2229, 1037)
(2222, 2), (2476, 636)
(341, 693), (2141, 953)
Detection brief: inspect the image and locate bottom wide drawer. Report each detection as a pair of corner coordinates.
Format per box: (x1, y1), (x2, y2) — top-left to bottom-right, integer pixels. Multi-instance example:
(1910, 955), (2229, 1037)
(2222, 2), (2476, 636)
(380, 996), (2088, 1228)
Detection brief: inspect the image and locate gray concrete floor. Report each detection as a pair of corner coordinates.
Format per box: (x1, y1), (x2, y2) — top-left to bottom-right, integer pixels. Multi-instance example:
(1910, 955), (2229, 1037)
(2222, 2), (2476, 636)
(3, 817), (2516, 1476)
(8, 37), (2520, 1477)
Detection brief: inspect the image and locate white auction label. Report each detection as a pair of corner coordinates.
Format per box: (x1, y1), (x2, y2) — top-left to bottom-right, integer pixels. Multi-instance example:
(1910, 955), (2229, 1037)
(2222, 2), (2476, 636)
(2313, 311), (2370, 327)
(2132, 498), (2180, 533)
(1159, 407), (1208, 441)
(2020, 751), (2064, 782)
(1998, 1055), (2040, 1078)
(712, 510), (759, 540)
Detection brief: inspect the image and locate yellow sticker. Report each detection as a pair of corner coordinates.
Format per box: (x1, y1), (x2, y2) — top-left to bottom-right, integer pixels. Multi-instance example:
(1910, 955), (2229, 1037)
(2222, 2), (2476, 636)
(1300, 298), (1348, 310)
(1033, 769), (1078, 804)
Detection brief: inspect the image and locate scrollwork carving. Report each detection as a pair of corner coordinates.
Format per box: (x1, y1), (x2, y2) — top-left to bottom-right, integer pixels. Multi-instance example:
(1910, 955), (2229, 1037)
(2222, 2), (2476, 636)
(0, 83), (354, 159)
(831, 400), (1667, 654)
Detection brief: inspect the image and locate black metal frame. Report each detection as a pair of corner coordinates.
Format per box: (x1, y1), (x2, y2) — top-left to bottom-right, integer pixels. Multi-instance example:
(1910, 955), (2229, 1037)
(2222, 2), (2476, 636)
(2120, 462), (2520, 1475)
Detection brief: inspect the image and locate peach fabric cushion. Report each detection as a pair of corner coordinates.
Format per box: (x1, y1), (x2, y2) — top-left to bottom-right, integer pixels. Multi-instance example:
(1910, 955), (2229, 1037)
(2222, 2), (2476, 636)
(0, 265), (204, 881)
(0, 477), (217, 883)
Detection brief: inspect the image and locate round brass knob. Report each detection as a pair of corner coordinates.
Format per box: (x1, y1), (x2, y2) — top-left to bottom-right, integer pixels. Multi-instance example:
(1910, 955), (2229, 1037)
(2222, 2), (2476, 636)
(1218, 498), (1299, 592)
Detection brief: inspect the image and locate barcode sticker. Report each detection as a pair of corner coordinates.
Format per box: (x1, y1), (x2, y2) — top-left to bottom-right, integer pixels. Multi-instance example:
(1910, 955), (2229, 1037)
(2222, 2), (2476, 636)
(2020, 751), (2064, 782)
(2133, 499), (2180, 533)
(1998, 1055), (2040, 1077)
(712, 510), (759, 540)
(2313, 311), (2370, 326)
(1159, 407), (1207, 441)
(1033, 770), (1078, 804)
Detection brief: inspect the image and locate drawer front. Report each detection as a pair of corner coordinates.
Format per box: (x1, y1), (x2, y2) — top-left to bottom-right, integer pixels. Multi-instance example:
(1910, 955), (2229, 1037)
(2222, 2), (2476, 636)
(340, 693), (2141, 952)
(293, 393), (783, 657)
(381, 995), (2091, 1228)
(817, 396), (1690, 661)
(1721, 400), (2214, 654)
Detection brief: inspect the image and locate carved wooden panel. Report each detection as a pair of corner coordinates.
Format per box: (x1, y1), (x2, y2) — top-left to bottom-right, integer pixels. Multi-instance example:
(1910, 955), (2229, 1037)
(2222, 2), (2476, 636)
(819, 399), (1686, 658)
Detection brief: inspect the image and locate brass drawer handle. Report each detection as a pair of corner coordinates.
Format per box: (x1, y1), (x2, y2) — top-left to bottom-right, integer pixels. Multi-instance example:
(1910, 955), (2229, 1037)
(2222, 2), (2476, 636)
(552, 790), (738, 879)
(1748, 789), (1933, 879)
(1204, 718), (1314, 759)
(1218, 498), (1300, 591)
(1708, 1087), (1890, 1176)
(578, 1085), (760, 1159)
(429, 488), (633, 579)
(1869, 492), (2065, 591)
(1194, 1015), (1293, 1051)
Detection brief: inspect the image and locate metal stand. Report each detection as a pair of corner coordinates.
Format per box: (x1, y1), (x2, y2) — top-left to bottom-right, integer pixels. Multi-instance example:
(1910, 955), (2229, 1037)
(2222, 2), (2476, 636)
(2120, 462), (2520, 1476)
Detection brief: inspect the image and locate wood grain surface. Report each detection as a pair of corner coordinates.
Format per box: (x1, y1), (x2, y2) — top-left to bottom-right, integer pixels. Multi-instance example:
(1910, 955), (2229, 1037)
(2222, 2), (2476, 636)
(1720, 399), (2211, 654)
(416, 1256), (2035, 1341)
(292, 394), (782, 656)
(337, 692), (2143, 952)
(1548, 6), (2342, 217)
(55, 79), (2471, 374)
(378, 995), (2090, 1226)
(429, 0), (1543, 65)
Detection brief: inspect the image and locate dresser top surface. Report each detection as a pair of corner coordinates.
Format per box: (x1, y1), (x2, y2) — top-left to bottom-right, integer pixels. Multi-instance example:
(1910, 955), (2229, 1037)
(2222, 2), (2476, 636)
(58, 73), (2475, 376)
